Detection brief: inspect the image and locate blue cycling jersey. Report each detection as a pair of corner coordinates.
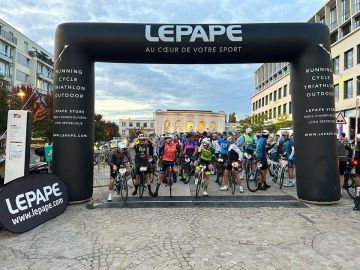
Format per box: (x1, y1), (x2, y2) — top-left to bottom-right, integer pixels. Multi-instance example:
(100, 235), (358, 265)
(256, 137), (267, 159)
(237, 135), (245, 151)
(218, 138), (229, 155)
(280, 139), (294, 159)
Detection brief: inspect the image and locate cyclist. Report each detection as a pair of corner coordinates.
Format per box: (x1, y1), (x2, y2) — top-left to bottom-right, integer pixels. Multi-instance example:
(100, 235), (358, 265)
(107, 142), (132, 201)
(180, 133), (198, 181)
(219, 136), (244, 192)
(279, 130), (295, 187)
(256, 130), (271, 190)
(153, 133), (180, 197)
(129, 133), (154, 196)
(193, 137), (213, 196)
(242, 128), (256, 180)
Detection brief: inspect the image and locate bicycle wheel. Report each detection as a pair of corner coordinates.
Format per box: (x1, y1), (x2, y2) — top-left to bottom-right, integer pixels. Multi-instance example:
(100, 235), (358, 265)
(216, 165), (224, 186)
(269, 162), (276, 177)
(196, 172), (202, 199)
(120, 175), (128, 202)
(131, 167), (136, 186)
(139, 172), (145, 198)
(230, 172), (236, 195)
(168, 168), (173, 197)
(279, 167), (285, 189)
(182, 163), (192, 184)
(345, 175), (358, 199)
(246, 166), (258, 192)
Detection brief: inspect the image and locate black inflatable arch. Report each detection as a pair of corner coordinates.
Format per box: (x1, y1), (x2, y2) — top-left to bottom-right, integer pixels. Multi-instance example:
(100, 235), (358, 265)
(53, 23), (340, 204)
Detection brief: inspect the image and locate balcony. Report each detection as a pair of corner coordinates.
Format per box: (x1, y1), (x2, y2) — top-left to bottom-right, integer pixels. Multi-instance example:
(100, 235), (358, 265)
(0, 72), (13, 83)
(28, 50), (54, 66)
(37, 72), (53, 82)
(0, 29), (17, 45)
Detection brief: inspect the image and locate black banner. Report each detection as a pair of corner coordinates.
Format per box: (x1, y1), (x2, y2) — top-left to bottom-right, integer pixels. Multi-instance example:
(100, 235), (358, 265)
(53, 23), (340, 203)
(0, 174), (68, 233)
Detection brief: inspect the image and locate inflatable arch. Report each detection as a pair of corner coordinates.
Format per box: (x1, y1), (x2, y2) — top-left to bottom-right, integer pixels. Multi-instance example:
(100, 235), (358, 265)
(53, 23), (340, 204)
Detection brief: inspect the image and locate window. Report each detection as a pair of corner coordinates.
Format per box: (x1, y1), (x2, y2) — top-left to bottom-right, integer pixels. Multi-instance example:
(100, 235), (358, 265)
(341, 0), (350, 23)
(143, 123), (147, 128)
(356, 0), (360, 12)
(274, 90), (277, 101)
(136, 122), (140, 127)
(283, 85), (287, 97)
(0, 41), (10, 57)
(129, 122), (133, 127)
(330, 6), (337, 31)
(289, 102), (292, 114)
(344, 79), (353, 99)
(357, 45), (360, 65)
(334, 84), (339, 101)
(278, 106), (281, 115)
(262, 97), (264, 107)
(330, 31), (338, 44)
(265, 110), (268, 119)
(269, 109), (272, 119)
(265, 95), (268, 105)
(16, 69), (29, 83)
(283, 104), (287, 114)
(122, 130), (126, 135)
(269, 93), (272, 101)
(17, 52), (30, 67)
(278, 88), (282, 99)
(332, 56), (340, 74)
(0, 62), (10, 77)
(319, 15), (325, 24)
(122, 122), (126, 127)
(150, 123), (154, 128)
(341, 23), (351, 37)
(344, 49), (353, 69)
(24, 41), (28, 51)
(253, 103), (255, 111)
(273, 107), (277, 119)
(355, 16), (360, 30)
(357, 77), (360, 96)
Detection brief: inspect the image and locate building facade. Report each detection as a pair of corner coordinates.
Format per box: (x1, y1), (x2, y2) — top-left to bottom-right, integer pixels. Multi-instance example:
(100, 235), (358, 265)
(0, 19), (54, 93)
(251, 0), (360, 138)
(154, 109), (226, 134)
(119, 118), (155, 137)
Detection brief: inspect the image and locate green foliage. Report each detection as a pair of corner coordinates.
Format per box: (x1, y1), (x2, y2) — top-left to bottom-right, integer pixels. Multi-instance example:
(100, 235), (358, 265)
(238, 113), (292, 134)
(228, 112), (237, 123)
(94, 114), (120, 142)
(0, 77), (9, 134)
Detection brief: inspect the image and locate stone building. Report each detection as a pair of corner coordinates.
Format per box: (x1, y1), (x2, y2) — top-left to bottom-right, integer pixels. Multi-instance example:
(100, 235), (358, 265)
(154, 109), (226, 134)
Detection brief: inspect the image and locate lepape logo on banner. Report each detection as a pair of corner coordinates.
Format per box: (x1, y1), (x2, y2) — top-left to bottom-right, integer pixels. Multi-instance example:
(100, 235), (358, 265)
(0, 174), (68, 233)
(145, 25), (242, 42)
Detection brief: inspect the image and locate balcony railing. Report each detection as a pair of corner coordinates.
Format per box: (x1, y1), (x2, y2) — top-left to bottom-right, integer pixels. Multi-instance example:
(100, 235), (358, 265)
(0, 29), (17, 45)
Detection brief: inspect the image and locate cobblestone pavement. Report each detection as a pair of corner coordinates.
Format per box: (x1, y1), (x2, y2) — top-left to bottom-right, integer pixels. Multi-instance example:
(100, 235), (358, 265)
(1, 172), (359, 270)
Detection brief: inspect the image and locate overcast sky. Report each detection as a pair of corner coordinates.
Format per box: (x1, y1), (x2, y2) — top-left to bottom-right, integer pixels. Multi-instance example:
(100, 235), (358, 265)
(1, 0), (325, 122)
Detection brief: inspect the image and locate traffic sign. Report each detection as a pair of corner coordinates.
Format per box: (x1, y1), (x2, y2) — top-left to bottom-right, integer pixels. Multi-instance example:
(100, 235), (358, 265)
(336, 111), (346, 124)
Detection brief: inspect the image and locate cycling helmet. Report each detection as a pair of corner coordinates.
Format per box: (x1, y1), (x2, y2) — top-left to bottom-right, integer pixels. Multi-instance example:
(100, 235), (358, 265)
(165, 133), (174, 139)
(261, 130), (270, 136)
(117, 142), (127, 150)
(201, 137), (211, 145)
(245, 128), (252, 134)
(282, 130), (290, 136)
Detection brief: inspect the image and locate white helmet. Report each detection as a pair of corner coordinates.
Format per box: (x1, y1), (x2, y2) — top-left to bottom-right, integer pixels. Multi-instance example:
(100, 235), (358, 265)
(282, 130), (290, 136)
(138, 133), (148, 139)
(165, 133), (174, 139)
(201, 137), (211, 145)
(117, 142), (127, 150)
(245, 128), (252, 134)
(261, 130), (270, 136)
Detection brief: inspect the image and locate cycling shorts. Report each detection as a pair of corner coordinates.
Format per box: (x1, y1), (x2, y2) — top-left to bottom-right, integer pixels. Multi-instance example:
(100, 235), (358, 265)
(259, 158), (268, 170)
(160, 161), (177, 174)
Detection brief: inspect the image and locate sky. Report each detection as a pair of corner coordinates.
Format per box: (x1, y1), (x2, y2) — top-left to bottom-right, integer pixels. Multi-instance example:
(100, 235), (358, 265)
(0, 0), (326, 122)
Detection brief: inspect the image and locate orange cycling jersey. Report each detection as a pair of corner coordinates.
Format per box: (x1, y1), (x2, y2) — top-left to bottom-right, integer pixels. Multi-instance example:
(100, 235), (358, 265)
(162, 143), (177, 161)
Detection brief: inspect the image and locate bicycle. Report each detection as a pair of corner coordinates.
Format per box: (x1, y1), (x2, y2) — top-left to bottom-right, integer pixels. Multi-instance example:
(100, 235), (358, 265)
(343, 159), (359, 199)
(271, 156), (288, 189)
(229, 161), (241, 195)
(245, 153), (261, 192)
(148, 156), (158, 183)
(113, 164), (129, 202)
(180, 155), (193, 184)
(195, 164), (207, 199)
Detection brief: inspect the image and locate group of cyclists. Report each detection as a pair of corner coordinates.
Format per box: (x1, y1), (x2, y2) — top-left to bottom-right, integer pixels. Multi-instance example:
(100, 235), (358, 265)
(106, 129), (296, 201)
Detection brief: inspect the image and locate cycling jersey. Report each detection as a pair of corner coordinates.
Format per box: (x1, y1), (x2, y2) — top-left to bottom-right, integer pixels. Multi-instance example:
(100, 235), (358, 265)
(108, 149), (132, 166)
(160, 142), (177, 162)
(237, 135), (245, 151)
(198, 146), (213, 161)
(218, 138), (229, 155)
(183, 139), (197, 156)
(212, 139), (221, 154)
(228, 144), (242, 162)
(279, 139), (294, 159)
(256, 137), (267, 159)
(244, 134), (256, 151)
(134, 143), (148, 164)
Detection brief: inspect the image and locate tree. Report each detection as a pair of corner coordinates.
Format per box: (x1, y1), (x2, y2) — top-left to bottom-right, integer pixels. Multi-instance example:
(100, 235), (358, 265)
(94, 114), (120, 142)
(31, 91), (54, 142)
(228, 112), (237, 123)
(238, 113), (292, 134)
(94, 114), (105, 142)
(0, 76), (9, 134)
